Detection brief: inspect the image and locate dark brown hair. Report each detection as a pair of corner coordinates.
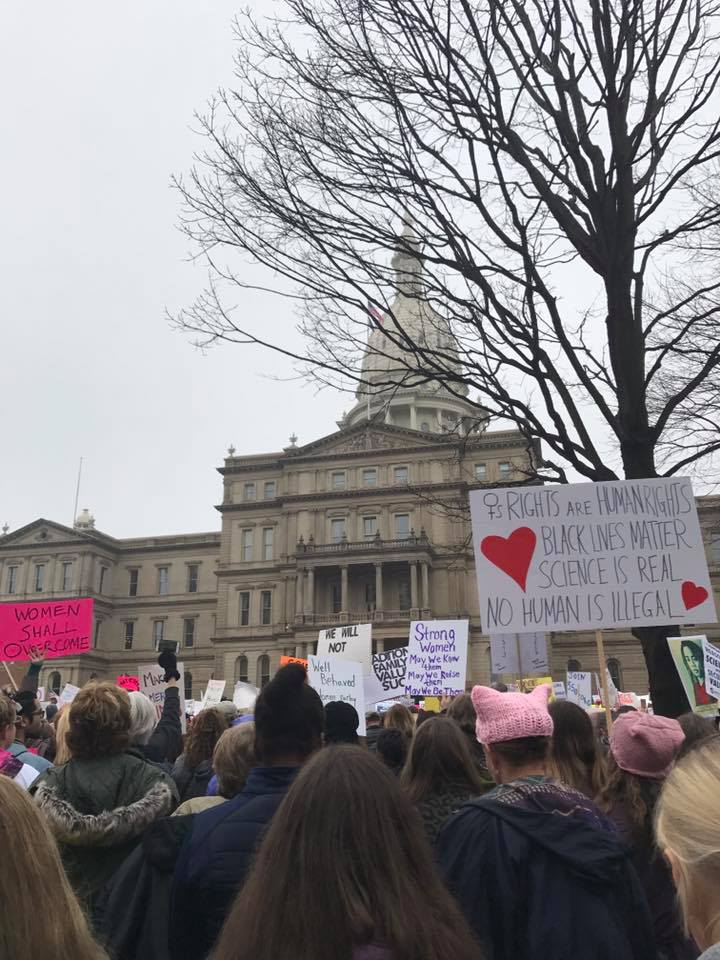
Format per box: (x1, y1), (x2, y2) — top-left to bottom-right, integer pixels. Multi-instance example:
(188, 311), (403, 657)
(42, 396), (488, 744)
(66, 683), (131, 759)
(676, 712), (720, 760)
(445, 693), (476, 737)
(383, 703), (414, 738)
(548, 700), (605, 797)
(213, 747), (482, 960)
(490, 736), (550, 765)
(184, 708), (228, 769)
(254, 663), (324, 763)
(402, 717), (486, 803)
(597, 752), (660, 844)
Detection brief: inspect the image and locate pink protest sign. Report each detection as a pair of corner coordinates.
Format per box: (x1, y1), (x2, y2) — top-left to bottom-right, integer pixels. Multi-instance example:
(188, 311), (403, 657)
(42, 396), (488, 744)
(0, 599), (94, 661)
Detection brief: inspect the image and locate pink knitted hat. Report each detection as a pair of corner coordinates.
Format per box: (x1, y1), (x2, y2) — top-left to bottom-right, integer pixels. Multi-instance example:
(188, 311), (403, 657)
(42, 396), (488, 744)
(471, 684), (553, 744)
(609, 712), (685, 780)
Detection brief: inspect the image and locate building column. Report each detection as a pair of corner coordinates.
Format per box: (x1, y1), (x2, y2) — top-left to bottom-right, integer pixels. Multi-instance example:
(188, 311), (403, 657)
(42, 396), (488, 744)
(341, 565), (349, 613)
(295, 570), (304, 616)
(295, 643), (304, 658)
(410, 561), (418, 610)
(410, 403), (417, 430)
(375, 562), (383, 610)
(305, 568), (315, 615)
(375, 637), (385, 654)
(421, 561), (429, 611)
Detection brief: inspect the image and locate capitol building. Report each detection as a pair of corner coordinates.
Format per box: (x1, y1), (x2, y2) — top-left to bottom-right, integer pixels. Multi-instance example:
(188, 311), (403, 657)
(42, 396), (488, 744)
(2, 243), (719, 700)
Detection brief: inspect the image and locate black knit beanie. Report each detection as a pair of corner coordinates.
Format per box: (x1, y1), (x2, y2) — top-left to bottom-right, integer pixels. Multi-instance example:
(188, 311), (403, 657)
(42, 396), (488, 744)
(324, 701), (359, 744)
(254, 663), (324, 762)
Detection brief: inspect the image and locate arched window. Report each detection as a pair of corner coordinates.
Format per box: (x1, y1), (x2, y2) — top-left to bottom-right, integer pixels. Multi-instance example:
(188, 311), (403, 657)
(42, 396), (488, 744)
(49, 671), (61, 694)
(257, 654), (270, 688)
(184, 671), (193, 701)
(567, 658), (582, 672)
(235, 655), (249, 683)
(607, 658), (623, 690)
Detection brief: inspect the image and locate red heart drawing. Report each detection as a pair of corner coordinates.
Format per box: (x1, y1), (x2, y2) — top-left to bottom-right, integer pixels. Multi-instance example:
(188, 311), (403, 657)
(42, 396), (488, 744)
(682, 581), (709, 611)
(481, 527), (537, 592)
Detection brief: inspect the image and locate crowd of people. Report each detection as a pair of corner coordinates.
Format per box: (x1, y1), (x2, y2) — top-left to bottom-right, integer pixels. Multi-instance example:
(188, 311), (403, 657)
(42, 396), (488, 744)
(2, 654), (720, 960)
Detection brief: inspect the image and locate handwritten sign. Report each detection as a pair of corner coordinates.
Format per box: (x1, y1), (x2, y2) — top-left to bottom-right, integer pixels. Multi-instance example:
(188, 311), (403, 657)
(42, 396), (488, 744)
(490, 632), (548, 676)
(667, 636), (718, 717)
(405, 620), (468, 697)
(518, 676), (553, 693)
(201, 679), (226, 710)
(307, 655), (366, 735)
(117, 675), (140, 692)
(364, 646), (408, 705)
(553, 681), (567, 700)
(280, 655), (308, 668)
(566, 672), (593, 710)
(316, 623), (372, 675)
(233, 680), (259, 711)
(138, 662), (187, 733)
(58, 683), (80, 706)
(470, 479), (716, 633)
(0, 599), (94, 661)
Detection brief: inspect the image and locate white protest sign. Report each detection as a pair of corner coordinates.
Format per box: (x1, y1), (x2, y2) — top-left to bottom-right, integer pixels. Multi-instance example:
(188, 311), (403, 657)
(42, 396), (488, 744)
(36, 686), (45, 703)
(489, 632), (548, 676)
(566, 671), (593, 710)
(520, 632), (549, 675)
(316, 623), (372, 676)
(470, 479), (716, 634)
(705, 640), (720, 701)
(489, 633), (518, 676)
(364, 646), (408, 705)
(138, 662), (187, 733)
(405, 620), (468, 697)
(552, 681), (567, 700)
(201, 679), (226, 710)
(58, 683), (80, 706)
(233, 680), (259, 712)
(307, 655), (366, 736)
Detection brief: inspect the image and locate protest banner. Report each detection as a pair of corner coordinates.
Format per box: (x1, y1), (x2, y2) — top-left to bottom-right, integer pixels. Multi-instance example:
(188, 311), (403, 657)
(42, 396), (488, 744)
(58, 683), (80, 706)
(668, 636), (718, 717)
(566, 672), (593, 710)
(233, 680), (259, 711)
(470, 479), (716, 634)
(316, 623), (372, 675)
(0, 598), (94, 661)
(423, 696), (441, 712)
(280, 655), (308, 668)
(405, 620), (468, 697)
(489, 633), (519, 676)
(138, 662), (187, 732)
(201, 679), (226, 709)
(489, 632), (548, 679)
(364, 646), (408, 705)
(116, 675), (140, 692)
(307, 655), (366, 735)
(552, 681), (567, 700)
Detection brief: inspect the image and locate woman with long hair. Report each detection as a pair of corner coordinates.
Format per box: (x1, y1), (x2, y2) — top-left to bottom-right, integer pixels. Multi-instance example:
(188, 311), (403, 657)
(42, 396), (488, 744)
(402, 716), (488, 842)
(53, 704), (72, 765)
(172, 707), (228, 803)
(548, 700), (605, 797)
(213, 746), (481, 960)
(597, 712), (694, 960)
(383, 703), (414, 739)
(0, 777), (108, 959)
(656, 739), (720, 959)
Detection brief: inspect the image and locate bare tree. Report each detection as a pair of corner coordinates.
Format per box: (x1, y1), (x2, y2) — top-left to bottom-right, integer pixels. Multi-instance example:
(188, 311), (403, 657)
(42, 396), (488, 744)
(175, 0), (720, 715)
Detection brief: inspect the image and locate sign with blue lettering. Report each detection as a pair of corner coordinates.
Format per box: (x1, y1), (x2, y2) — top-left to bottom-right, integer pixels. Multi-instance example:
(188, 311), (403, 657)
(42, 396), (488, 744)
(405, 620), (469, 697)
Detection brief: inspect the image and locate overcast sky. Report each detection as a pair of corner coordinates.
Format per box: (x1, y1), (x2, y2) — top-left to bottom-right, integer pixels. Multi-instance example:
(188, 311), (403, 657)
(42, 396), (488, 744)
(0, 0), (348, 538)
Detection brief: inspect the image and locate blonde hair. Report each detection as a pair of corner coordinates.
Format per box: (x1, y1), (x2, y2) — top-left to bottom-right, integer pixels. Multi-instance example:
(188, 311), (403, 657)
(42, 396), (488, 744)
(656, 739), (720, 949)
(54, 706), (72, 765)
(384, 704), (414, 738)
(213, 722), (256, 798)
(0, 778), (108, 959)
(128, 690), (158, 745)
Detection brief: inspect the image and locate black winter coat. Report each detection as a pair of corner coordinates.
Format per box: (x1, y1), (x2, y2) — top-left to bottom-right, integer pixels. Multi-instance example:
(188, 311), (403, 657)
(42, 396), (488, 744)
(172, 755), (214, 804)
(137, 686), (183, 766)
(437, 784), (657, 960)
(170, 765), (299, 960)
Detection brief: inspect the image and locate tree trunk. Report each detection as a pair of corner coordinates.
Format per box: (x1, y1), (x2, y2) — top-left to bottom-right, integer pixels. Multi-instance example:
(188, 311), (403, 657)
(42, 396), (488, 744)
(633, 625), (689, 718)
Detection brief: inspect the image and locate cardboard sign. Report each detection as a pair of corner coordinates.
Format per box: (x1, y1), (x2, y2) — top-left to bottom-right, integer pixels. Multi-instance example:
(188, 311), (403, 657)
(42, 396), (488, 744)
(405, 620), (468, 697)
(364, 646), (408, 705)
(316, 623), (372, 676)
(668, 636), (718, 717)
(280, 655), (308, 668)
(201, 679), (226, 710)
(566, 672), (593, 710)
(0, 599), (94, 661)
(470, 479), (716, 633)
(58, 683), (80, 706)
(138, 662), (187, 733)
(307, 655), (366, 736)
(233, 680), (259, 711)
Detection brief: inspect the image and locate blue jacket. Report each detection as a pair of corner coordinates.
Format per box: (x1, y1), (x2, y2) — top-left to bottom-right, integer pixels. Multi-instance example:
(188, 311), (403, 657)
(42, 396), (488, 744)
(170, 765), (298, 959)
(437, 788), (657, 960)
(9, 740), (52, 774)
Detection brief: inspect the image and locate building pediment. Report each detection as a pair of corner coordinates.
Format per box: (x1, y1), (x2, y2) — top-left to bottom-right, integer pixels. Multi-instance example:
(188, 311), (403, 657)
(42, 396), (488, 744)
(0, 518), (106, 549)
(287, 422), (452, 459)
